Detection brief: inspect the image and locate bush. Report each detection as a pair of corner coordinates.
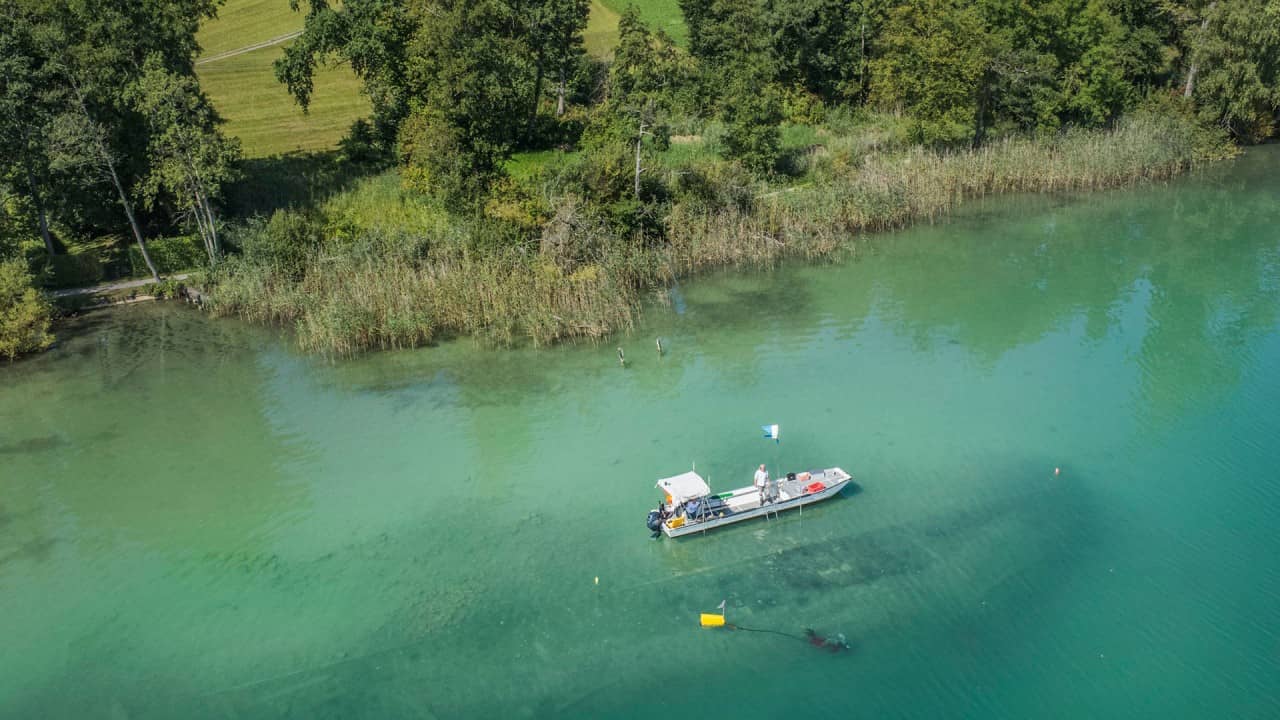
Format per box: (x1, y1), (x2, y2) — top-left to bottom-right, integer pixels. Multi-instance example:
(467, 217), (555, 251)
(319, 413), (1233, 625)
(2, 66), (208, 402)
(398, 108), (505, 206)
(671, 159), (755, 212)
(721, 80), (784, 174)
(0, 258), (54, 360)
(338, 119), (393, 166)
(781, 85), (826, 125)
(226, 211), (322, 280)
(128, 235), (205, 276)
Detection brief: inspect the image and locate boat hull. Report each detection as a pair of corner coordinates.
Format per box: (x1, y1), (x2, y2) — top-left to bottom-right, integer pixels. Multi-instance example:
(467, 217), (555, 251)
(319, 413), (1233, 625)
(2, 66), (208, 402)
(662, 472), (850, 538)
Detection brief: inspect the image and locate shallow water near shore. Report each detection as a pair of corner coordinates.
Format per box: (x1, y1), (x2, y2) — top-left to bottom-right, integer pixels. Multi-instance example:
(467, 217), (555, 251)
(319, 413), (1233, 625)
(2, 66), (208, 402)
(3, 147), (1280, 719)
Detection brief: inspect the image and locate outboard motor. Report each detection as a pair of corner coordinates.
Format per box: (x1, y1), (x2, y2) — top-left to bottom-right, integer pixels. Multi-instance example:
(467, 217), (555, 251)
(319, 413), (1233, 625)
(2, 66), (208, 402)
(646, 510), (662, 532)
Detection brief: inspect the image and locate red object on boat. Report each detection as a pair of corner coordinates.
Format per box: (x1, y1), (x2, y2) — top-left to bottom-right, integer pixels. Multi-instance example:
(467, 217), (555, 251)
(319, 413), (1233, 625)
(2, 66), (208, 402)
(805, 481), (826, 494)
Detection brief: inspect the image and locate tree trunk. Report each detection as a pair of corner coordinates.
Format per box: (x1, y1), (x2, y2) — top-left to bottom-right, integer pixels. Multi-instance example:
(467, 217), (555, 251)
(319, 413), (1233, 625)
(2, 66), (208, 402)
(556, 66), (566, 117)
(16, 118), (56, 255)
(860, 20), (867, 99)
(189, 187), (214, 265)
(1183, 63), (1197, 98)
(1184, 2), (1216, 98)
(105, 156), (160, 282)
(202, 194), (220, 261)
(634, 122), (645, 200)
(24, 167), (55, 255)
(527, 54), (546, 142)
(194, 187), (219, 266)
(70, 80), (159, 280)
(180, 148), (220, 265)
(973, 78), (991, 148)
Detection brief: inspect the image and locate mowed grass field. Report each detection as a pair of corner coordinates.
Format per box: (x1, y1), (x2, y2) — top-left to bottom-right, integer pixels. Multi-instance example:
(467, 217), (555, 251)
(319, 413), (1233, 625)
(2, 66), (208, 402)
(198, 48), (369, 157)
(197, 0), (305, 56)
(597, 0), (686, 45)
(584, 1), (621, 56)
(196, 0), (369, 157)
(196, 0), (686, 158)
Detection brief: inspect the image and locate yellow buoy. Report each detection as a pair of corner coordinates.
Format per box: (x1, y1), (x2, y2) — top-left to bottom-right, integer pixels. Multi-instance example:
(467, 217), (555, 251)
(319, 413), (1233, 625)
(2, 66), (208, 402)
(700, 613), (725, 628)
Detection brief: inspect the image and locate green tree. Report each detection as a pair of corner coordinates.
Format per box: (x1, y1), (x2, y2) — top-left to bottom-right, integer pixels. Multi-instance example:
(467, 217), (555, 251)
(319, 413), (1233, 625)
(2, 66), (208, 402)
(763, 0), (867, 102)
(722, 77), (783, 173)
(0, 5), (58, 255)
(0, 256), (53, 360)
(871, 0), (993, 145)
(523, 0), (590, 135)
(1, 182), (26, 257)
(280, 0), (592, 204)
(5, 0), (220, 281)
(1187, 0), (1280, 140)
(680, 0), (774, 72)
(585, 9), (686, 202)
(398, 0), (536, 203)
(679, 0), (783, 171)
(276, 0), (415, 146)
(1059, 2), (1138, 127)
(130, 55), (241, 266)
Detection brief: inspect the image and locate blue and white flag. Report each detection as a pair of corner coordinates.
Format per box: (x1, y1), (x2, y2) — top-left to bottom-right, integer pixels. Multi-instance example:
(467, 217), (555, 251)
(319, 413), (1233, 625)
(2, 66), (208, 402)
(762, 424), (780, 443)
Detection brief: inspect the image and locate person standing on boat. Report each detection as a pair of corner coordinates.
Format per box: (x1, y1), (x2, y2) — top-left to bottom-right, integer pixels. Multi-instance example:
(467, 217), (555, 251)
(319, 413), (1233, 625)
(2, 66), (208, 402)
(754, 464), (770, 504)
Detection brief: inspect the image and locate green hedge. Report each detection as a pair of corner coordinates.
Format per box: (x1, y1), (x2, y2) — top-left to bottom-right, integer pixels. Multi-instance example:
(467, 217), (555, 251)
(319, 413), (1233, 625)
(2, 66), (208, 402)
(128, 235), (206, 275)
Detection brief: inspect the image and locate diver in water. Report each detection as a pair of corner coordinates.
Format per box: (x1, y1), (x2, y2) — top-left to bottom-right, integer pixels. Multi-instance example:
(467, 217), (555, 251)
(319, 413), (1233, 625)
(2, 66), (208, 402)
(804, 628), (852, 653)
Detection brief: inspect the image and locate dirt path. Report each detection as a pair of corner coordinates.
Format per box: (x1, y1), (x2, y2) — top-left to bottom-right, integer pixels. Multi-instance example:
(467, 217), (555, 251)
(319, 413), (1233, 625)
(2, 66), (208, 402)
(51, 274), (190, 299)
(195, 31), (302, 66)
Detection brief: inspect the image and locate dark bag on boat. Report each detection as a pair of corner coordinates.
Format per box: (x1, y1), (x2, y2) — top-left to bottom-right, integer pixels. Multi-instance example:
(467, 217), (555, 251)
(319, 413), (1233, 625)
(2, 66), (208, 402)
(688, 497), (727, 520)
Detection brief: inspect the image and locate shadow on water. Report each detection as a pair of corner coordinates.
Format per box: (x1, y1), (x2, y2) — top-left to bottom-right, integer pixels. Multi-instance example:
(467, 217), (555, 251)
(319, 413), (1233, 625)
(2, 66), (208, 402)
(692, 467), (1096, 602)
(0, 434), (65, 455)
(680, 268), (819, 329)
(0, 537), (58, 569)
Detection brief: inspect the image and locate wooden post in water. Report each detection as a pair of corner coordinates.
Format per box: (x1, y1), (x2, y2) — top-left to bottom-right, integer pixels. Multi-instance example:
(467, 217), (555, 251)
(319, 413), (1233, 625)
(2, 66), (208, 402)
(656, 337), (663, 356)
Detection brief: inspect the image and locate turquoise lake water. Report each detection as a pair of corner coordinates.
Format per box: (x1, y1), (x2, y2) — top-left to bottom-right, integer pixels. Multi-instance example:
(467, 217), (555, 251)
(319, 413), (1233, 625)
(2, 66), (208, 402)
(2, 147), (1279, 718)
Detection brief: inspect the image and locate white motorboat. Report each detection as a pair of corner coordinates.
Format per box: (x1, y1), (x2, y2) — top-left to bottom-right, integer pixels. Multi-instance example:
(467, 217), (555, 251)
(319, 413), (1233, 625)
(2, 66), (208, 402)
(646, 467), (852, 538)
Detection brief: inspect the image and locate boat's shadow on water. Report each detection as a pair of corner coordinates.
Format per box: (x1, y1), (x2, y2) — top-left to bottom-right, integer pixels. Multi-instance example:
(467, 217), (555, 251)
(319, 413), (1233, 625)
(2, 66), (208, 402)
(655, 462), (1100, 610)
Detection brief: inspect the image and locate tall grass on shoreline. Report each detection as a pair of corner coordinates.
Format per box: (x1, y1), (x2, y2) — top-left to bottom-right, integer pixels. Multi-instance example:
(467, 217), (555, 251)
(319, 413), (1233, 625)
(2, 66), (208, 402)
(666, 113), (1215, 273)
(208, 244), (646, 353)
(207, 112), (1219, 355)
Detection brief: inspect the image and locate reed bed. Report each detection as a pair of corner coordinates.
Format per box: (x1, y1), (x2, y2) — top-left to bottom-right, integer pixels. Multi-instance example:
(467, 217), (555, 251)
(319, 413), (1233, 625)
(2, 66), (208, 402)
(208, 246), (639, 353)
(208, 112), (1218, 355)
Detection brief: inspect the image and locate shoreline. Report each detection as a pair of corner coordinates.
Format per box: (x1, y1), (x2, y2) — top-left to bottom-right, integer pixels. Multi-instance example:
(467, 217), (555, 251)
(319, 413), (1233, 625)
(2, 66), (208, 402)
(202, 113), (1229, 356)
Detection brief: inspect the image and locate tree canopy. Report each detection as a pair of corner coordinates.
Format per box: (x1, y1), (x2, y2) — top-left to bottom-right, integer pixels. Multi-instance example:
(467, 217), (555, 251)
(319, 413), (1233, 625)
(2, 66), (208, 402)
(1, 0), (237, 278)
(2, 0), (1276, 282)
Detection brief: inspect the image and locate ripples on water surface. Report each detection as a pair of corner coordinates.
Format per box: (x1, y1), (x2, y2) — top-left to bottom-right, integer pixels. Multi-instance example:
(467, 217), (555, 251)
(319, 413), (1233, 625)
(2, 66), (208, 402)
(2, 148), (1279, 719)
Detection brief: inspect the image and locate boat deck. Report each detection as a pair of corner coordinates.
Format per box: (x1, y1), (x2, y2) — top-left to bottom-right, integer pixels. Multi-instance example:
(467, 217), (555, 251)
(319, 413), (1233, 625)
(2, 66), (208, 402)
(662, 467), (851, 536)
(720, 468), (846, 513)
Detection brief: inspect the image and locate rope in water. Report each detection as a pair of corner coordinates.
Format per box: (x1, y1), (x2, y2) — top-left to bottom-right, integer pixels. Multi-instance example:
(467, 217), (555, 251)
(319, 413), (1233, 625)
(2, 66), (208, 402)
(727, 624), (808, 642)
